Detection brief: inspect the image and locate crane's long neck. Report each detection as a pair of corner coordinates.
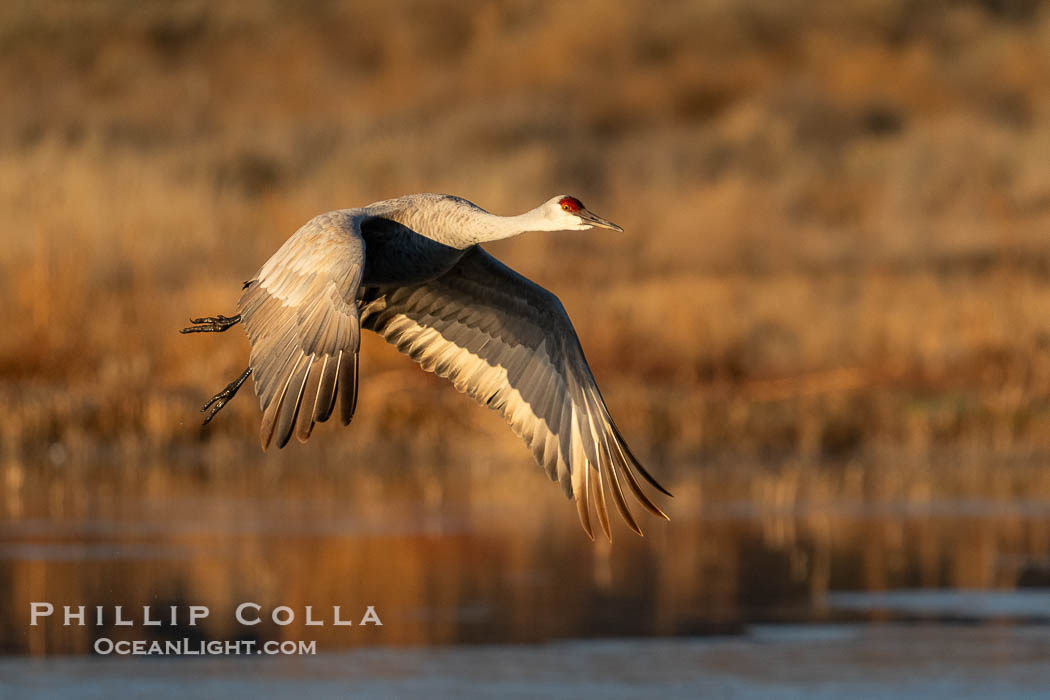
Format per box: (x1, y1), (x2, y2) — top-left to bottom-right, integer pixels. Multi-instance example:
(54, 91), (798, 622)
(467, 206), (558, 245)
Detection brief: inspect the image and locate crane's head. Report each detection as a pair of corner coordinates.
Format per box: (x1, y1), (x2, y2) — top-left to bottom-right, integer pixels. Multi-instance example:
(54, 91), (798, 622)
(541, 195), (624, 232)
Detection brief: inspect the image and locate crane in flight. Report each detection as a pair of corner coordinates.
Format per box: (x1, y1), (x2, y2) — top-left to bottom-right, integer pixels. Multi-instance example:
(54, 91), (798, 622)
(181, 194), (670, 539)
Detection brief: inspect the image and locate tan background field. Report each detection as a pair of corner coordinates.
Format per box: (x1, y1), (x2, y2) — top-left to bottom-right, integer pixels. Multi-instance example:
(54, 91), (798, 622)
(2, 0), (1050, 655)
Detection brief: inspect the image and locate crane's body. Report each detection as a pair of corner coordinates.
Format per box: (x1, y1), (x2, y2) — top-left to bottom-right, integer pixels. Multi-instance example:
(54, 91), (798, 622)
(182, 193), (670, 540)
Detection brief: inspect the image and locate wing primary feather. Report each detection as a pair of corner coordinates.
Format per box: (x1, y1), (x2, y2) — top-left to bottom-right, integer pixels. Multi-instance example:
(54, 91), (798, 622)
(296, 357), (325, 442)
(315, 353), (339, 422)
(608, 420), (674, 497)
(275, 354), (313, 449)
(260, 351), (305, 451)
(256, 330), (298, 410)
(612, 436), (670, 520)
(569, 406), (594, 540)
(554, 398), (574, 498)
(588, 390), (641, 536)
(590, 453), (612, 541)
(604, 455), (642, 536)
(567, 372), (603, 468)
(555, 453), (573, 499)
(570, 372), (610, 539)
(339, 350), (359, 426)
(575, 481), (594, 541)
(576, 383), (611, 540)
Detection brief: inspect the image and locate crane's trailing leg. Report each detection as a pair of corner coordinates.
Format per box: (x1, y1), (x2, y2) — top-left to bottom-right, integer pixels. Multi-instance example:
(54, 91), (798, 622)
(180, 314), (242, 334)
(200, 367), (252, 426)
(181, 313), (249, 424)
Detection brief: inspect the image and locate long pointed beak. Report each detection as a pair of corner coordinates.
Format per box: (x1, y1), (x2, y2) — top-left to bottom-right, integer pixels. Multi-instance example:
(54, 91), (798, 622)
(578, 208), (624, 232)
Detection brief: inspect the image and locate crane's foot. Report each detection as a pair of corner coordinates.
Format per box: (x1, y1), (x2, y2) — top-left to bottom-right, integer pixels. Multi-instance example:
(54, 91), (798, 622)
(201, 367), (252, 426)
(180, 314), (241, 334)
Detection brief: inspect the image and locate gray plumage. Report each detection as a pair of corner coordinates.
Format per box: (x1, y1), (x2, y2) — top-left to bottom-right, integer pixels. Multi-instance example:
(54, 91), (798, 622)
(232, 193), (669, 539)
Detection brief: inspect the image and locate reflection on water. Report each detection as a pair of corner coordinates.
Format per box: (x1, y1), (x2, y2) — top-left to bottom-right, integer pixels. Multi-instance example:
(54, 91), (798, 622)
(3, 455), (1050, 655)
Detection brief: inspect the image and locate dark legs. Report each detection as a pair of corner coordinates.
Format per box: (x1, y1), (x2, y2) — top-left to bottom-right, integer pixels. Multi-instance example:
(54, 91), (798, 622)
(180, 314), (242, 334)
(181, 311), (249, 425)
(201, 367), (253, 426)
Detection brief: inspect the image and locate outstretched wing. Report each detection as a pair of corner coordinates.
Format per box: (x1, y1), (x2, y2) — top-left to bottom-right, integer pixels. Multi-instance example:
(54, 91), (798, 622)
(360, 246), (670, 539)
(239, 210), (365, 450)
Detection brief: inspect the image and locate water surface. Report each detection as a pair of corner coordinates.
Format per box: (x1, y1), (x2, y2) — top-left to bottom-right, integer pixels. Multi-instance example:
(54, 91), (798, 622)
(3, 455), (1050, 696)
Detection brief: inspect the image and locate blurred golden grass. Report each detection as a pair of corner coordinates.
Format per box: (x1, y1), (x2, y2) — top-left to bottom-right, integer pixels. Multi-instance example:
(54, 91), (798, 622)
(1, 0), (1050, 478)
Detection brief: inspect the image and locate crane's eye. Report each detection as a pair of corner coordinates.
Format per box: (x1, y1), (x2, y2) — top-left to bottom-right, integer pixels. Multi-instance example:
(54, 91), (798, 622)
(558, 196), (583, 213)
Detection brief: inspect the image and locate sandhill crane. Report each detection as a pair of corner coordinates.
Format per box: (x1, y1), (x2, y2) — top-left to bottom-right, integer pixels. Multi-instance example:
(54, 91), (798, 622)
(182, 194), (670, 539)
